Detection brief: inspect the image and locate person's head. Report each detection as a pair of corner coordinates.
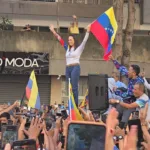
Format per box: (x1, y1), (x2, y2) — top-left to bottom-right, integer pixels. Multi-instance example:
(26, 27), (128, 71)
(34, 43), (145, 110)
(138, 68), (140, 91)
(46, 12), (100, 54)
(133, 82), (145, 98)
(128, 65), (140, 78)
(112, 72), (120, 82)
(108, 78), (116, 91)
(0, 112), (10, 124)
(26, 24), (30, 28)
(62, 101), (64, 105)
(45, 105), (51, 113)
(68, 35), (78, 49)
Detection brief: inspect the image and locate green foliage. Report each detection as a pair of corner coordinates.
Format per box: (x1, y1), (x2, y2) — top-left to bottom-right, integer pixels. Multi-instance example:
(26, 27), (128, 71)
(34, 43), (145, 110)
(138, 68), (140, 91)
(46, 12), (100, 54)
(0, 16), (12, 30)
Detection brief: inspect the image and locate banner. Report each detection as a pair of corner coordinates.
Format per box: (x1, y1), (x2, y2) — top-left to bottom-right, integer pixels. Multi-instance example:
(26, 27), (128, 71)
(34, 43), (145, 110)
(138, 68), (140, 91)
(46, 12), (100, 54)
(0, 52), (49, 74)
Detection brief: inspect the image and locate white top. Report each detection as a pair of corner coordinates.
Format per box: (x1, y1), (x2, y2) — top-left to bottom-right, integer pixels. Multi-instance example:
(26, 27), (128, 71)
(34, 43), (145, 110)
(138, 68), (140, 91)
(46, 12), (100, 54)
(144, 77), (150, 90)
(66, 32), (89, 65)
(135, 93), (149, 111)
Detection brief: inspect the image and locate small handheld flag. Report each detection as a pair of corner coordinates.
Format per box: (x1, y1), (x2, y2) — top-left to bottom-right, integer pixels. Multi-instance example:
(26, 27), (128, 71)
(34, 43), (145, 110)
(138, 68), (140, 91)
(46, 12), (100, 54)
(68, 79), (83, 121)
(79, 89), (89, 108)
(26, 70), (41, 110)
(90, 7), (118, 61)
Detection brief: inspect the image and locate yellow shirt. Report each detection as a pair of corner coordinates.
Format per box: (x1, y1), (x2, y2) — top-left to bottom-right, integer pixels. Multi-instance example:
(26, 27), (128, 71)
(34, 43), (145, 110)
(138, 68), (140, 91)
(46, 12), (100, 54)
(70, 25), (79, 34)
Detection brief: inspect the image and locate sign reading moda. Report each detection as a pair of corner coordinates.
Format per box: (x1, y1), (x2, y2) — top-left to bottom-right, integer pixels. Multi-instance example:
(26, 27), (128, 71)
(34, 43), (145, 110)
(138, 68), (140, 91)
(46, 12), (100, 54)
(0, 58), (39, 68)
(0, 52), (49, 74)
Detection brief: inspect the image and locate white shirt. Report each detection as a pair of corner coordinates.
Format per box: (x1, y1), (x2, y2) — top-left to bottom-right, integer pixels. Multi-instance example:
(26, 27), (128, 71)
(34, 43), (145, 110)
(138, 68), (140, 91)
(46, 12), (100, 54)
(144, 77), (150, 90)
(66, 32), (89, 65)
(135, 93), (149, 111)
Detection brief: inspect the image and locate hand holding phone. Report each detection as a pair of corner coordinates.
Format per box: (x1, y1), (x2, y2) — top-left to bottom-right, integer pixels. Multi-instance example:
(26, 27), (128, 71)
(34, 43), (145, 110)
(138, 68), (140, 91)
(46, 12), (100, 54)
(66, 121), (106, 150)
(12, 139), (36, 150)
(1, 125), (18, 148)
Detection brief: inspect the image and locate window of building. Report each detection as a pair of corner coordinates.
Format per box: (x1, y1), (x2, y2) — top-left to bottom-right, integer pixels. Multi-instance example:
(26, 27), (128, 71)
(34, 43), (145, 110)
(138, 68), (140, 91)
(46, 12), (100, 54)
(60, 27), (68, 33)
(60, 27), (85, 33)
(124, 0), (140, 3)
(39, 26), (50, 32)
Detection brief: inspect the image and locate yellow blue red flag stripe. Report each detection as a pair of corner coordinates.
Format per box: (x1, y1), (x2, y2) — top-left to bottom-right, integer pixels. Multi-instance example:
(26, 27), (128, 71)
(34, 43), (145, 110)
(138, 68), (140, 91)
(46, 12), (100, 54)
(91, 7), (118, 60)
(26, 70), (41, 110)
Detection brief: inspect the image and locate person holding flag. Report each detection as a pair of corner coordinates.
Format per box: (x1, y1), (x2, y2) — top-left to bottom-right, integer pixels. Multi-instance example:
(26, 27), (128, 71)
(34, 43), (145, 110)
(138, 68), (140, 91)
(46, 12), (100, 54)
(49, 24), (91, 106)
(90, 7), (118, 60)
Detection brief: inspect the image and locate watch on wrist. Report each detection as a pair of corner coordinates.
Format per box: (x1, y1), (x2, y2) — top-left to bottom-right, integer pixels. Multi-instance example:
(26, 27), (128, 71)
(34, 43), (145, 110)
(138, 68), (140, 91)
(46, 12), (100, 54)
(116, 100), (120, 104)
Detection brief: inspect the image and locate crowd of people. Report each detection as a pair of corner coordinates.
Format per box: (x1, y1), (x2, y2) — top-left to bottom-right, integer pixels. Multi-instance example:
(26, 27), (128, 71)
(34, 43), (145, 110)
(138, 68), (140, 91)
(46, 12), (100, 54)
(0, 56), (150, 150)
(0, 14), (150, 150)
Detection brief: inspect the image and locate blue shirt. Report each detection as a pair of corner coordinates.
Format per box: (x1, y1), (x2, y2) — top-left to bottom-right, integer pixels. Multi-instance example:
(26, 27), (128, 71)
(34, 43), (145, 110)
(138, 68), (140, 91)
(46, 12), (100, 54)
(113, 60), (144, 98)
(114, 145), (119, 150)
(116, 81), (127, 89)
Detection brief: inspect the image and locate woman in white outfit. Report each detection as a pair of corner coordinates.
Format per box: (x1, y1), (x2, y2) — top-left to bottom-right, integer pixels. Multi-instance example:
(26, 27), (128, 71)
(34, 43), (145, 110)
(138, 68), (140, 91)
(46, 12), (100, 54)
(49, 24), (91, 106)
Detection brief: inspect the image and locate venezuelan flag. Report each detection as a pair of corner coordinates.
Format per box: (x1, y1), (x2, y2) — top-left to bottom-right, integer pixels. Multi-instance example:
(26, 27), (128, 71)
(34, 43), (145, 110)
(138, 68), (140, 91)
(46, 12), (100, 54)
(68, 83), (83, 121)
(26, 70), (41, 110)
(91, 7), (118, 61)
(79, 90), (89, 108)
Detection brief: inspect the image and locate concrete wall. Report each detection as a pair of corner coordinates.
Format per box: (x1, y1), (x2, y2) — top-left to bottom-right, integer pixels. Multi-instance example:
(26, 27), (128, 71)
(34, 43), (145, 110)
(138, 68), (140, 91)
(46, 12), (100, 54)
(0, 1), (150, 30)
(0, 0), (111, 27)
(0, 31), (150, 77)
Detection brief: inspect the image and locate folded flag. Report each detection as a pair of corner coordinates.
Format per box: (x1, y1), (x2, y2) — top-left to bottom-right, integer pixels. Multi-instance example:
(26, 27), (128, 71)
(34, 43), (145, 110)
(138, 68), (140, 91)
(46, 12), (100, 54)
(79, 90), (89, 108)
(26, 70), (41, 110)
(90, 7), (118, 61)
(68, 83), (83, 121)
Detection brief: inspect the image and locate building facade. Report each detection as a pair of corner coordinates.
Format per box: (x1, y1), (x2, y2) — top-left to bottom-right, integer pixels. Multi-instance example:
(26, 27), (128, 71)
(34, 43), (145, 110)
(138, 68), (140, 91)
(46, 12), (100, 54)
(0, 0), (150, 105)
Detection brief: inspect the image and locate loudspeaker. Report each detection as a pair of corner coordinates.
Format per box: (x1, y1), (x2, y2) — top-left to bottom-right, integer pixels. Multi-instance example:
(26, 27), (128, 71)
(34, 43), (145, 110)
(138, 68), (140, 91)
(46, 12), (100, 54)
(88, 74), (109, 111)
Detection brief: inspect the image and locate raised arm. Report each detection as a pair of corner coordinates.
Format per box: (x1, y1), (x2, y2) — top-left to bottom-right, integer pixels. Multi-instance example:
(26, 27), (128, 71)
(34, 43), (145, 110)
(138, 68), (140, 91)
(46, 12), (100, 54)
(109, 55), (128, 77)
(75, 24), (90, 55)
(0, 101), (19, 115)
(49, 24), (68, 51)
(72, 15), (78, 26)
(143, 77), (150, 90)
(140, 72), (150, 90)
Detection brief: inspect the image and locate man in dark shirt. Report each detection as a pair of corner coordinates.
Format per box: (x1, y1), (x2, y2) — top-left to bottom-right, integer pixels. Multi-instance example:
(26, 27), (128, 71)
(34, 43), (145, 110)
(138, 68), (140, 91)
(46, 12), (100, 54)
(109, 55), (144, 126)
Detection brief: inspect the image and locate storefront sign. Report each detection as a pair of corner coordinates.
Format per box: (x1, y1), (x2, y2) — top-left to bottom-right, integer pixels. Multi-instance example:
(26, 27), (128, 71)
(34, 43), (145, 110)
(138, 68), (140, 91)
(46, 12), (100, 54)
(0, 52), (49, 74)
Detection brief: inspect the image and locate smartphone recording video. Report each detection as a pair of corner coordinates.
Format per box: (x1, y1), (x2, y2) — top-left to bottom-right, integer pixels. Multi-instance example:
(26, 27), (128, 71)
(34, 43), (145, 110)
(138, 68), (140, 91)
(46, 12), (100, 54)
(12, 139), (36, 150)
(132, 111), (139, 120)
(66, 121), (106, 150)
(2, 125), (18, 148)
(61, 110), (68, 120)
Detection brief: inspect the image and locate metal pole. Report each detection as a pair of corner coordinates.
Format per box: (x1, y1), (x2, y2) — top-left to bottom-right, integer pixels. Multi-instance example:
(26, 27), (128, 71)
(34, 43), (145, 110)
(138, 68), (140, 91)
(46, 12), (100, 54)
(57, 0), (59, 32)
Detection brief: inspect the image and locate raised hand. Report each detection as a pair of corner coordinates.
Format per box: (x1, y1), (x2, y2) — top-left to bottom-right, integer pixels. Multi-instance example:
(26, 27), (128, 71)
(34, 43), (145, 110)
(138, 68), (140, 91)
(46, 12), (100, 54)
(106, 108), (119, 132)
(72, 15), (77, 19)
(123, 125), (137, 150)
(108, 55), (115, 61)
(49, 24), (54, 31)
(23, 117), (42, 140)
(87, 24), (91, 33)
(140, 72), (145, 78)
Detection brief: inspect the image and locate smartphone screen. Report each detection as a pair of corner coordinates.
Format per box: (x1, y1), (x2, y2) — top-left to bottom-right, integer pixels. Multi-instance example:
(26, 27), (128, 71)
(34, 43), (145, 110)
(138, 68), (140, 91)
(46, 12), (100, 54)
(2, 125), (18, 148)
(91, 111), (101, 122)
(12, 139), (36, 150)
(132, 111), (139, 120)
(66, 123), (106, 150)
(61, 110), (68, 120)
(8, 119), (13, 125)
